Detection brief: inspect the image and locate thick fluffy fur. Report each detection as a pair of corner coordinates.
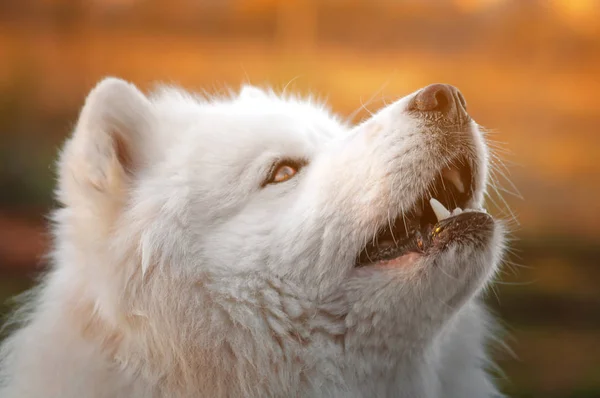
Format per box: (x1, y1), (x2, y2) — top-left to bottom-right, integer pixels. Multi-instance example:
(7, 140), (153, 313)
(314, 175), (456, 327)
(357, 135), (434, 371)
(0, 79), (505, 397)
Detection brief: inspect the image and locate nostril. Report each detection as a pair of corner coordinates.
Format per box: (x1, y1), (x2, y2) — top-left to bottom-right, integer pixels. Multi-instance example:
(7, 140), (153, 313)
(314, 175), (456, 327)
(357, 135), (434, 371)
(409, 83), (469, 122)
(411, 84), (454, 113)
(433, 89), (451, 113)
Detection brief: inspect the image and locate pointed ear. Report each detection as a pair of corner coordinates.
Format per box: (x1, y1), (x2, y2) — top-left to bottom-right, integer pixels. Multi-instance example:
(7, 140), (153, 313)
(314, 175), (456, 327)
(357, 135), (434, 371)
(57, 77), (155, 213)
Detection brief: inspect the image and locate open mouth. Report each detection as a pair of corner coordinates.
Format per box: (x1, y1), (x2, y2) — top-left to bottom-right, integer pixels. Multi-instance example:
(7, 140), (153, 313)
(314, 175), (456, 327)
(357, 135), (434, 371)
(356, 156), (479, 267)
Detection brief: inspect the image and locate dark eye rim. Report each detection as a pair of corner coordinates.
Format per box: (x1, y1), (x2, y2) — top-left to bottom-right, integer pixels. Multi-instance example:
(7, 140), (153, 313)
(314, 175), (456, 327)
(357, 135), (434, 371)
(261, 158), (308, 187)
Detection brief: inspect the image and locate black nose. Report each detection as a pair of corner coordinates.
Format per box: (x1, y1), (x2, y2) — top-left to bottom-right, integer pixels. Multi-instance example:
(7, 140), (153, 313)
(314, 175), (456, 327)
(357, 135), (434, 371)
(409, 83), (468, 122)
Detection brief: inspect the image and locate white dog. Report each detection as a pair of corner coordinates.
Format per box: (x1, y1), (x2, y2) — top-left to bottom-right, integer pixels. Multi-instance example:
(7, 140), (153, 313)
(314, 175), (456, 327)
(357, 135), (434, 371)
(0, 78), (506, 397)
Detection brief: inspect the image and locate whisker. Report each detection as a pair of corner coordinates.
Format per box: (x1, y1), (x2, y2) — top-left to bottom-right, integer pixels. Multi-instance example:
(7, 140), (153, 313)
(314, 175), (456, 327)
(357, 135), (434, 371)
(347, 80), (390, 123)
(281, 75), (302, 95)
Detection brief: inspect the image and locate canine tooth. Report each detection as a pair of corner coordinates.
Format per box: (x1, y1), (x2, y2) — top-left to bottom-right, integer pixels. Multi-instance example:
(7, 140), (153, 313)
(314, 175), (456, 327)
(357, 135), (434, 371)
(429, 198), (451, 221)
(442, 168), (465, 193)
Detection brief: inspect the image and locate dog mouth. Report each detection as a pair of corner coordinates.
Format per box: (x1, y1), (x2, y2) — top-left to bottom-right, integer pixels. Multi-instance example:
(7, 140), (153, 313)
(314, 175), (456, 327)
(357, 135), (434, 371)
(355, 155), (486, 267)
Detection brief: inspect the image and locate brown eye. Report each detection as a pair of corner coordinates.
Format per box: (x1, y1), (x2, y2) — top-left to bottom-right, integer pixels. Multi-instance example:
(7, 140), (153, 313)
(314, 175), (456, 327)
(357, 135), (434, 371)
(263, 159), (306, 187)
(272, 164), (297, 183)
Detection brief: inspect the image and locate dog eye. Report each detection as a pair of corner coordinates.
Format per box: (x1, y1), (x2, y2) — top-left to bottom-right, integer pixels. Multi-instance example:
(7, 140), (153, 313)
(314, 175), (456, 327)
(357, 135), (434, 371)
(263, 159), (306, 187)
(271, 164), (297, 184)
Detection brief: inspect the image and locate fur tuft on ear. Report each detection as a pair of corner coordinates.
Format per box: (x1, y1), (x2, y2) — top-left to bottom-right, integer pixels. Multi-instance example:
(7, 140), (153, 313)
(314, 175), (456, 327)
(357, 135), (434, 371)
(57, 77), (154, 215)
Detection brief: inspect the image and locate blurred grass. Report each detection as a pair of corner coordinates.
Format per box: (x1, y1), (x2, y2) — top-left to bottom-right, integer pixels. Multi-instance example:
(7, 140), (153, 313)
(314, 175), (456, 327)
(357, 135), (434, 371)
(489, 237), (600, 396)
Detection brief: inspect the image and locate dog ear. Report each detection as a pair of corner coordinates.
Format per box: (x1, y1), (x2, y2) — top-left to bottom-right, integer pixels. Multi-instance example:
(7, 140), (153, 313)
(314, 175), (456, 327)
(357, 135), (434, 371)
(57, 77), (155, 216)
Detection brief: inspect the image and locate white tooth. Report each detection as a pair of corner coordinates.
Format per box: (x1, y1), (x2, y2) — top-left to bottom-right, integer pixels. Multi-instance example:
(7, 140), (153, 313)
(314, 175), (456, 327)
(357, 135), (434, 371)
(443, 168), (465, 193)
(429, 198), (451, 221)
(453, 207), (463, 215)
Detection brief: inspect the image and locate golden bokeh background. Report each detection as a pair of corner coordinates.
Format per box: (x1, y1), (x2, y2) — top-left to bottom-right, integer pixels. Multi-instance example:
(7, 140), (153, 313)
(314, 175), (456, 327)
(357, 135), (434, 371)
(1, 1), (599, 396)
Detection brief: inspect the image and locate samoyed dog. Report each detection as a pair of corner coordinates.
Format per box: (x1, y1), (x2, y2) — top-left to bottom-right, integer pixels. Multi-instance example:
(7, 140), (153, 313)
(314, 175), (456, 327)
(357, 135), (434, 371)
(0, 78), (506, 397)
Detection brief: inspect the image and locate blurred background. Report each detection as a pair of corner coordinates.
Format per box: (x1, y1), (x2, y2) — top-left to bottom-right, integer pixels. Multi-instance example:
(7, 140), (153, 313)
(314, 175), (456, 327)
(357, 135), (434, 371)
(0, 0), (599, 396)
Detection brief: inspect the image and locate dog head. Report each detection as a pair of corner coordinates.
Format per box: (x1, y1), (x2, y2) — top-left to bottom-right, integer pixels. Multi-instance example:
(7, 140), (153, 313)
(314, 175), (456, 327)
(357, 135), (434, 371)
(55, 78), (505, 381)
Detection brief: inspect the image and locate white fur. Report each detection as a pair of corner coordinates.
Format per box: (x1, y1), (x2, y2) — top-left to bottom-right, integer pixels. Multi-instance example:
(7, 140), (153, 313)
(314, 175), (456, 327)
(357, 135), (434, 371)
(0, 78), (506, 397)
